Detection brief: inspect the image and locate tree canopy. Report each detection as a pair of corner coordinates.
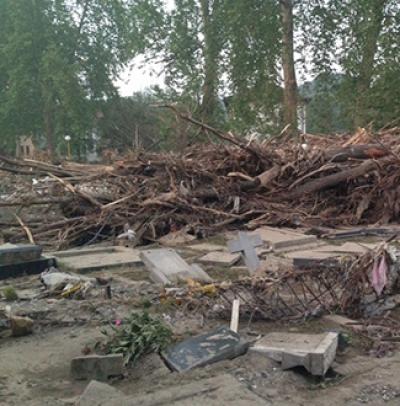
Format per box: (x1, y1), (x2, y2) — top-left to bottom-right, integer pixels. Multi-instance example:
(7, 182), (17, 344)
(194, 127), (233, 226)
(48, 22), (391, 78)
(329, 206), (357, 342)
(0, 0), (399, 156)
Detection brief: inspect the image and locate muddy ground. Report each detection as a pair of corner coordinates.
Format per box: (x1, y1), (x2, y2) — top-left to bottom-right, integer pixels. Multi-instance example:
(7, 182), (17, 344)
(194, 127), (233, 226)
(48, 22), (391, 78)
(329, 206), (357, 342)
(1, 246), (400, 405)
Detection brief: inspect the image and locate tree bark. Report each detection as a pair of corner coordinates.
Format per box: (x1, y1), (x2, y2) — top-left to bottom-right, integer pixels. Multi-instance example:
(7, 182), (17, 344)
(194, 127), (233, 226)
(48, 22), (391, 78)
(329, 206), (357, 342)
(199, 0), (219, 123)
(280, 0), (298, 137)
(288, 158), (384, 199)
(354, 0), (387, 128)
(43, 105), (55, 158)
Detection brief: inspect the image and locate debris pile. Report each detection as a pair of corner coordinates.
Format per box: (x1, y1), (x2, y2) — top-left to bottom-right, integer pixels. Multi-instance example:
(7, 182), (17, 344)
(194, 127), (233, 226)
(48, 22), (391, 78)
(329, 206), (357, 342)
(1, 127), (400, 248)
(162, 245), (400, 321)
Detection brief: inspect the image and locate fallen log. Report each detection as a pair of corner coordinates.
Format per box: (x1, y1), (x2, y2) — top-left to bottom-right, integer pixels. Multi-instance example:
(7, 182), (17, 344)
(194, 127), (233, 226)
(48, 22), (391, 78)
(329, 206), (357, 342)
(288, 158), (383, 199)
(324, 144), (388, 162)
(239, 165), (281, 191)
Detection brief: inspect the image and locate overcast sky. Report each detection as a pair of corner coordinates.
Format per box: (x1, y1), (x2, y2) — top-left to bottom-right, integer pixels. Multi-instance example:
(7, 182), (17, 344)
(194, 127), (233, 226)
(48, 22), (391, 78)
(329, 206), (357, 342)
(115, 57), (165, 96)
(115, 0), (174, 96)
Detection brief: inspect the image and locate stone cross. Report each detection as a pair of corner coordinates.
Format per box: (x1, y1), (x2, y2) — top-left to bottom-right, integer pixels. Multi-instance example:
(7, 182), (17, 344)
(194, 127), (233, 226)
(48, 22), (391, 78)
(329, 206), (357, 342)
(228, 232), (263, 273)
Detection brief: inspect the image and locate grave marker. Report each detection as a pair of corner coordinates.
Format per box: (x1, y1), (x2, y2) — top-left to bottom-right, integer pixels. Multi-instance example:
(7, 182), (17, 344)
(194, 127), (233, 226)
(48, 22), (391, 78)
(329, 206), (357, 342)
(228, 232), (263, 273)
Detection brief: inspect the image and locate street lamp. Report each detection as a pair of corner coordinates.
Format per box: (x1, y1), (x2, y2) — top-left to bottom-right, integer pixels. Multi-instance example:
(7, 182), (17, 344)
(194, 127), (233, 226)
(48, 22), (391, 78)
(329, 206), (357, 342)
(64, 135), (71, 160)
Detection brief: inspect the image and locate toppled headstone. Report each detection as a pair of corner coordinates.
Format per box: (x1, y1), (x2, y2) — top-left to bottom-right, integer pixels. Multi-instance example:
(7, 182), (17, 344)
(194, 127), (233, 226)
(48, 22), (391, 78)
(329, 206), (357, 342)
(0, 243), (55, 280)
(228, 232), (263, 273)
(10, 316), (33, 337)
(251, 332), (338, 376)
(140, 248), (212, 285)
(162, 326), (248, 372)
(251, 227), (319, 252)
(51, 246), (142, 273)
(198, 251), (241, 267)
(71, 354), (124, 381)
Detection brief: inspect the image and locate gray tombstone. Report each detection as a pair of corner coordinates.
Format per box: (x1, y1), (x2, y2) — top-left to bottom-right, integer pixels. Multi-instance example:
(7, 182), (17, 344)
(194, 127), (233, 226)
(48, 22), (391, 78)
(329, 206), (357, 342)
(228, 232), (263, 273)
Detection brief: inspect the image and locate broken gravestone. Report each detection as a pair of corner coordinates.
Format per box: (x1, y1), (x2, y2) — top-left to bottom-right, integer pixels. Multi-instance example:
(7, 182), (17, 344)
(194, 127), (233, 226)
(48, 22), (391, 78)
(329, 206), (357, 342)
(228, 232), (263, 273)
(251, 227), (319, 252)
(198, 251), (241, 267)
(251, 332), (338, 376)
(71, 354), (124, 381)
(0, 243), (55, 280)
(162, 326), (248, 372)
(50, 246), (142, 273)
(140, 248), (212, 285)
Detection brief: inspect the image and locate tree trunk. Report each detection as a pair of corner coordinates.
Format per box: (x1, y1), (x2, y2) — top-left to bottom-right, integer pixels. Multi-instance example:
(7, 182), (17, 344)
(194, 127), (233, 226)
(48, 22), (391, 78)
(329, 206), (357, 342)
(354, 0), (387, 128)
(199, 0), (219, 123)
(43, 105), (55, 159)
(280, 0), (298, 137)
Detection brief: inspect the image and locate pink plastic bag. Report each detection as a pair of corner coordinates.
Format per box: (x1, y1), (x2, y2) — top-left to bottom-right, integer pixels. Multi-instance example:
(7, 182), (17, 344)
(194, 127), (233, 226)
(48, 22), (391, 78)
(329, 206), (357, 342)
(371, 255), (388, 296)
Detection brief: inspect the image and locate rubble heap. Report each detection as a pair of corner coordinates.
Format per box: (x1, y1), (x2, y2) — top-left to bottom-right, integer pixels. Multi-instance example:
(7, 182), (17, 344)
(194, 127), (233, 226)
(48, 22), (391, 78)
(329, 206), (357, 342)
(1, 126), (400, 249)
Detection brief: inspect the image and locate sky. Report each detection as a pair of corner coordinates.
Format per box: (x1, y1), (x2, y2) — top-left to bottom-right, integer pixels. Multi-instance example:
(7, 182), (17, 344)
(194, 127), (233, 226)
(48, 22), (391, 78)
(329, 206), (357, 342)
(115, 0), (174, 96)
(115, 57), (165, 96)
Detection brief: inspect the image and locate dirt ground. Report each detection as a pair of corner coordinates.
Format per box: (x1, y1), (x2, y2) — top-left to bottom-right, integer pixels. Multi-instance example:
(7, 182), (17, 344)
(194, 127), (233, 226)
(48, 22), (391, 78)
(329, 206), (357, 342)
(1, 247), (400, 405)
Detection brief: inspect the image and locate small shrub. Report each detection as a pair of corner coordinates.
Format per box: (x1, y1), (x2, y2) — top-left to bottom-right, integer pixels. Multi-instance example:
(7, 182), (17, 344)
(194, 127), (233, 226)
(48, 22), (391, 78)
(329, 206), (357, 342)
(3, 286), (18, 301)
(99, 312), (172, 365)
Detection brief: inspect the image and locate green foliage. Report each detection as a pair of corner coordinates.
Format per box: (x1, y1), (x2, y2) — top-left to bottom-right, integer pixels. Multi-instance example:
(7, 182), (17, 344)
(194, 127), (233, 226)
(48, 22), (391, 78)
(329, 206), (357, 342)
(3, 286), (18, 302)
(99, 312), (172, 365)
(0, 0), (130, 155)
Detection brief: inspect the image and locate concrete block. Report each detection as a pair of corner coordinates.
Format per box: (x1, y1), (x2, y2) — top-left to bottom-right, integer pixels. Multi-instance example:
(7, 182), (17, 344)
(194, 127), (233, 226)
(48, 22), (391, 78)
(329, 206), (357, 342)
(250, 332), (338, 376)
(10, 316), (33, 337)
(0, 243), (42, 265)
(71, 354), (124, 381)
(140, 248), (212, 285)
(198, 251), (241, 266)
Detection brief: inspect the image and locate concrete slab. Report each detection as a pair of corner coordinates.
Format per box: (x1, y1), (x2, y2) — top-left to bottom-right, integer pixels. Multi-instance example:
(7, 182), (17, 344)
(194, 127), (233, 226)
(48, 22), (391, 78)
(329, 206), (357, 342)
(250, 332), (338, 376)
(140, 248), (212, 285)
(251, 227), (319, 252)
(71, 354), (124, 381)
(0, 243), (42, 265)
(51, 246), (142, 273)
(198, 251), (241, 266)
(187, 243), (226, 252)
(284, 242), (380, 269)
(162, 326), (248, 372)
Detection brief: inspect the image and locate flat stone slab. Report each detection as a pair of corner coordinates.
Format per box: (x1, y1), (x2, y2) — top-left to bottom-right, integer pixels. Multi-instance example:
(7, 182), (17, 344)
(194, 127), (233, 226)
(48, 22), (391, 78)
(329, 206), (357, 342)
(71, 354), (124, 381)
(0, 243), (42, 265)
(51, 246), (142, 273)
(250, 332), (338, 376)
(162, 326), (248, 372)
(198, 251), (241, 266)
(285, 242), (380, 269)
(187, 243), (226, 252)
(140, 248), (212, 285)
(251, 227), (319, 252)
